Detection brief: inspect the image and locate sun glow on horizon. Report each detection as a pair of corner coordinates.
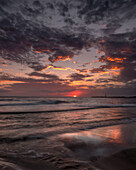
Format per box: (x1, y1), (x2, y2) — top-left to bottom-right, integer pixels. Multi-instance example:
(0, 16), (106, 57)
(73, 95), (77, 98)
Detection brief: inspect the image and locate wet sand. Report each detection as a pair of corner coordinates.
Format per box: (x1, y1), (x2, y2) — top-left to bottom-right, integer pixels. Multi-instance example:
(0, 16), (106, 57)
(0, 156), (94, 170)
(0, 156), (57, 170)
(0, 123), (136, 170)
(0, 148), (136, 170)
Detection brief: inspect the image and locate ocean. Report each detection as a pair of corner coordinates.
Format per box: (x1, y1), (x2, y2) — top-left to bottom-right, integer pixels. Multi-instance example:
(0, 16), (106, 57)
(0, 97), (136, 169)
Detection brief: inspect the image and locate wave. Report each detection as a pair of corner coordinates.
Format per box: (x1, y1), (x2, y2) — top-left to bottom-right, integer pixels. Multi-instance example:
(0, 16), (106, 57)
(0, 99), (19, 101)
(39, 100), (70, 104)
(0, 104), (136, 114)
(0, 134), (45, 143)
(0, 117), (136, 144)
(0, 98), (37, 102)
(0, 100), (70, 106)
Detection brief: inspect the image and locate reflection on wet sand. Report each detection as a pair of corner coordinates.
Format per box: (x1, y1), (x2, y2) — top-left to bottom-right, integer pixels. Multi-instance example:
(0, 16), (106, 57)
(59, 123), (136, 160)
(91, 126), (122, 144)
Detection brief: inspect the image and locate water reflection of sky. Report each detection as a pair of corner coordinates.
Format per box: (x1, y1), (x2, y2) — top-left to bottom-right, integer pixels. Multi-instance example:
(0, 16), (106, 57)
(60, 124), (136, 145)
(59, 123), (136, 159)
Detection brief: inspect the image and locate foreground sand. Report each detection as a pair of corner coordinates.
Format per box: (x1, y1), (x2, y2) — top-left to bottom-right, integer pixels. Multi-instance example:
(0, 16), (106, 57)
(0, 148), (136, 170)
(0, 156), (57, 170)
(94, 148), (136, 170)
(0, 123), (136, 169)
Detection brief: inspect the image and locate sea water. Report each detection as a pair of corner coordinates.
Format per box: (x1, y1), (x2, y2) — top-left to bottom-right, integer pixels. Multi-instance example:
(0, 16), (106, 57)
(0, 97), (136, 169)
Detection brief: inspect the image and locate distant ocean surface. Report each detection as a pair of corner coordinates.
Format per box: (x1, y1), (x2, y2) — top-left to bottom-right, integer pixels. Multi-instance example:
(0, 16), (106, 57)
(0, 97), (136, 169)
(0, 96), (136, 113)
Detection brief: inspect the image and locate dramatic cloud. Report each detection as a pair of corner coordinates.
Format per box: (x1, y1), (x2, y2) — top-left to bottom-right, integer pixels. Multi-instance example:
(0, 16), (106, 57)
(0, 72), (62, 84)
(94, 31), (136, 82)
(0, 0), (136, 96)
(28, 72), (60, 80)
(69, 73), (91, 81)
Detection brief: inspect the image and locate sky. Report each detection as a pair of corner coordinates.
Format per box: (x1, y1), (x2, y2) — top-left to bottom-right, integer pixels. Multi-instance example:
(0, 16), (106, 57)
(0, 0), (136, 97)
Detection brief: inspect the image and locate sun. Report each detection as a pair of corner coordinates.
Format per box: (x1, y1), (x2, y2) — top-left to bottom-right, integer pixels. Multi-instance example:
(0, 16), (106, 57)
(73, 95), (77, 98)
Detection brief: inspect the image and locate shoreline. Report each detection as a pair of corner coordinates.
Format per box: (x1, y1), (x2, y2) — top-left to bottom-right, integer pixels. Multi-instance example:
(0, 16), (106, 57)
(0, 118), (136, 169)
(0, 104), (136, 114)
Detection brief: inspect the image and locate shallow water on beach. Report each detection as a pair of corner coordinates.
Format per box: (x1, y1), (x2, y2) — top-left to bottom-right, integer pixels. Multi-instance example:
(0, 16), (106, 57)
(0, 97), (136, 169)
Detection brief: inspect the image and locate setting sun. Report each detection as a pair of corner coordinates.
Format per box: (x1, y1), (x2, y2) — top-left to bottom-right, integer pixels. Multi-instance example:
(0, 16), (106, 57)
(73, 95), (77, 98)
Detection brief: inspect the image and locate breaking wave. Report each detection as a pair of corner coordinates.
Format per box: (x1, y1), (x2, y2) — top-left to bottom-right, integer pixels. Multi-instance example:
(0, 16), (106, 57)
(0, 104), (136, 114)
(0, 99), (70, 107)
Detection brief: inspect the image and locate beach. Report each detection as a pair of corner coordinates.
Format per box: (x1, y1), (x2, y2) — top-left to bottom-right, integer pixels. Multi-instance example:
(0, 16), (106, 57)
(0, 147), (136, 170)
(0, 123), (136, 170)
(95, 148), (136, 170)
(0, 97), (136, 169)
(0, 0), (136, 169)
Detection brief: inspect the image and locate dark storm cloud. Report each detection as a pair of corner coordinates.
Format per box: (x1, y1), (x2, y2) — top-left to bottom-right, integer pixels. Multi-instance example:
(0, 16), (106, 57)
(78, 0), (136, 25)
(69, 73), (90, 81)
(48, 50), (74, 63)
(91, 66), (105, 73)
(96, 78), (117, 83)
(0, 0), (95, 70)
(0, 16), (90, 69)
(28, 72), (60, 80)
(0, 1), (133, 65)
(0, 72), (62, 83)
(119, 67), (136, 82)
(94, 31), (136, 82)
(0, 0), (136, 86)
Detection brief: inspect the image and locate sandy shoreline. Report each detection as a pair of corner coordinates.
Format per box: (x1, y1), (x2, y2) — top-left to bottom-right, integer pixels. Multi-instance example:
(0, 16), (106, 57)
(0, 147), (136, 170)
(0, 122), (136, 170)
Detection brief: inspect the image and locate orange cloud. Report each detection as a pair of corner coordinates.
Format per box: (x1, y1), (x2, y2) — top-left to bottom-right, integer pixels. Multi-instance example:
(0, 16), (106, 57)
(69, 81), (83, 86)
(57, 56), (71, 61)
(106, 57), (126, 63)
(53, 67), (76, 71)
(79, 86), (89, 89)
(41, 65), (54, 71)
(0, 80), (25, 85)
(111, 66), (121, 70)
(112, 71), (120, 75)
(50, 55), (72, 62)
(99, 71), (110, 75)
(72, 61), (77, 64)
(41, 65), (79, 72)
(34, 49), (52, 54)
